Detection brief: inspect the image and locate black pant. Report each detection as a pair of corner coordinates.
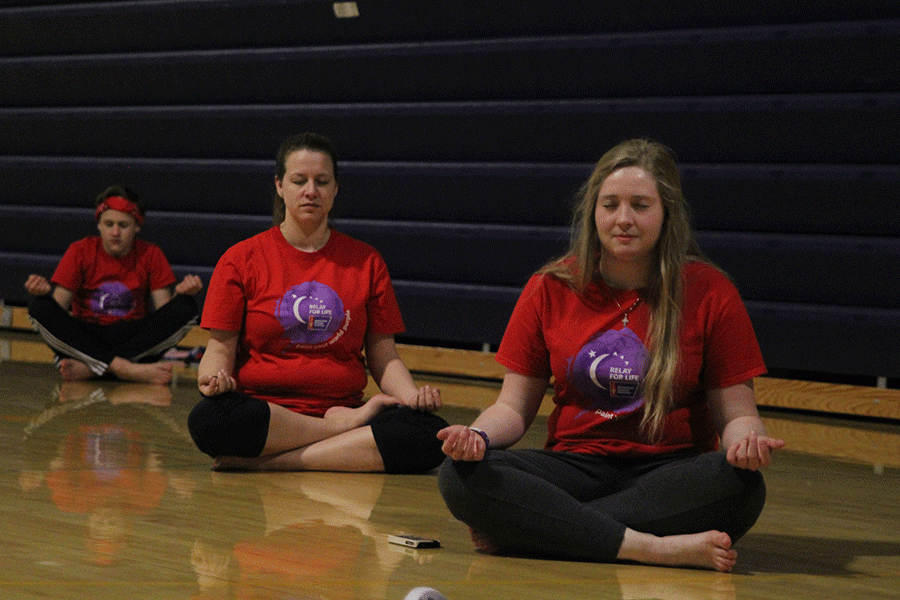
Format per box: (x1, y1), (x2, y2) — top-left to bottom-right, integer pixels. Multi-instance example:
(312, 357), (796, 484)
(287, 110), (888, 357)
(28, 294), (199, 375)
(438, 448), (766, 562)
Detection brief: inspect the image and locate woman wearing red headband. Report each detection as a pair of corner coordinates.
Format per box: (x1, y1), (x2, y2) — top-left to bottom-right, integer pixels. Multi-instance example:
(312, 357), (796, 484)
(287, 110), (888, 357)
(24, 185), (203, 384)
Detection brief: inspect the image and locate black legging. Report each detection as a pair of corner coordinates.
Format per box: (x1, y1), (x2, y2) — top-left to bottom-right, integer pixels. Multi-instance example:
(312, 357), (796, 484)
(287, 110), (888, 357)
(28, 293), (199, 375)
(188, 391), (449, 474)
(438, 448), (766, 561)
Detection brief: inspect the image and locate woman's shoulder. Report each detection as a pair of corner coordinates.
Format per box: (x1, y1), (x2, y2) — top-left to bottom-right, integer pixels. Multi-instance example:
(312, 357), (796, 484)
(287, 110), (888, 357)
(682, 260), (744, 306)
(329, 229), (376, 251)
(57, 237), (98, 265)
(519, 269), (577, 307)
(328, 229), (384, 261)
(683, 260), (732, 286)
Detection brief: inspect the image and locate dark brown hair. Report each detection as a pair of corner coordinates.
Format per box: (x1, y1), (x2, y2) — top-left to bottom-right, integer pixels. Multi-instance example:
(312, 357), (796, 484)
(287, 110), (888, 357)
(273, 132), (338, 225)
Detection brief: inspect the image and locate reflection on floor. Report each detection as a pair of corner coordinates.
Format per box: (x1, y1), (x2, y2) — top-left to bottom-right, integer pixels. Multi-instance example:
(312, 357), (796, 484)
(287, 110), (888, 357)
(1, 358), (899, 600)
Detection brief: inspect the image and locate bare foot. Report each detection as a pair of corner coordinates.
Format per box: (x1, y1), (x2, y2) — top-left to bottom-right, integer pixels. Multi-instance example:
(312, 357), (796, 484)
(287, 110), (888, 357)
(109, 358), (173, 385)
(469, 527), (501, 555)
(619, 529), (737, 572)
(323, 394), (398, 432)
(57, 358), (95, 381)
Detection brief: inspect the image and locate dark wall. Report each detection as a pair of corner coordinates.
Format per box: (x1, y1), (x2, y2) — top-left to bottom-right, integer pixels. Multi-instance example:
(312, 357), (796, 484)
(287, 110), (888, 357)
(1, 0), (898, 380)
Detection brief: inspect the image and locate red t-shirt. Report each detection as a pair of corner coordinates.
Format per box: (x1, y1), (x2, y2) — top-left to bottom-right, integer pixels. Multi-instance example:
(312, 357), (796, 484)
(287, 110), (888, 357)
(51, 237), (176, 324)
(496, 261), (767, 456)
(201, 227), (404, 415)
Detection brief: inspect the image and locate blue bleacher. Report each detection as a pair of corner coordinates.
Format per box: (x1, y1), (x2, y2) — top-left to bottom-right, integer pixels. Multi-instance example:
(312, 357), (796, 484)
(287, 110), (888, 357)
(1, 0), (898, 380)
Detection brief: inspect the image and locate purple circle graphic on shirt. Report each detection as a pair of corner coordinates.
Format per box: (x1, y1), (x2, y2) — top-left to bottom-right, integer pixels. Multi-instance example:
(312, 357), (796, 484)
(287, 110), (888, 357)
(275, 281), (345, 345)
(90, 281), (134, 316)
(569, 327), (647, 415)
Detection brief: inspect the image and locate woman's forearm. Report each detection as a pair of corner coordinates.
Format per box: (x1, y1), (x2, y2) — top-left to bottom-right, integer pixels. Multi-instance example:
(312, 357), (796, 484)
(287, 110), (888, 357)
(197, 331), (238, 385)
(720, 414), (767, 450)
(469, 401), (531, 449)
(373, 356), (418, 400)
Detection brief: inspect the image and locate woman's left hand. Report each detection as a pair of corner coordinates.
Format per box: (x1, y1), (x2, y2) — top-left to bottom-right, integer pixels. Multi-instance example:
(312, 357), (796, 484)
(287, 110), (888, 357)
(24, 274), (52, 296)
(402, 385), (442, 412)
(726, 430), (785, 471)
(437, 425), (487, 461)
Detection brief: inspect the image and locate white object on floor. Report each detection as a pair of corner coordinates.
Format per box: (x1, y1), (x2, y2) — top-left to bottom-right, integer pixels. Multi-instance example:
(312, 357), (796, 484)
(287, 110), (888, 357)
(403, 587), (448, 600)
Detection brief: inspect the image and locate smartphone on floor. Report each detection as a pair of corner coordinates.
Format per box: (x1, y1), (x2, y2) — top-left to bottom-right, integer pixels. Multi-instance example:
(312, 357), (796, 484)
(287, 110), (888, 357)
(388, 534), (441, 549)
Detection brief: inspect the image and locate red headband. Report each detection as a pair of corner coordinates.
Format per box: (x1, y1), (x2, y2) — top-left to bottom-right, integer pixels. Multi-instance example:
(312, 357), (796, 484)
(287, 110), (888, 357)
(95, 196), (144, 225)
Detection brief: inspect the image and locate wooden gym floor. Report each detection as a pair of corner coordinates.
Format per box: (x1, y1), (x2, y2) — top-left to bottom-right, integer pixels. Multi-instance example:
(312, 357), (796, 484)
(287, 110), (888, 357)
(0, 331), (898, 599)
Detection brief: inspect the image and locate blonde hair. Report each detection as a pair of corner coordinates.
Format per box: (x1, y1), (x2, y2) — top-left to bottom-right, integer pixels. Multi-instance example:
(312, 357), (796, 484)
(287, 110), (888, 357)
(540, 139), (709, 439)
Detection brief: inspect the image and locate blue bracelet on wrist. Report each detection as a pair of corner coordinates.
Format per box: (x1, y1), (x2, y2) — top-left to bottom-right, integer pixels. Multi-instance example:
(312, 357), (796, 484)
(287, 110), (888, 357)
(469, 427), (490, 448)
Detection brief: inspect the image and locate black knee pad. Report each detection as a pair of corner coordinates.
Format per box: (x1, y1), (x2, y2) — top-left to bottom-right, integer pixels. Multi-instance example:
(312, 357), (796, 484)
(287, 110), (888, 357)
(369, 407), (449, 474)
(187, 392), (270, 458)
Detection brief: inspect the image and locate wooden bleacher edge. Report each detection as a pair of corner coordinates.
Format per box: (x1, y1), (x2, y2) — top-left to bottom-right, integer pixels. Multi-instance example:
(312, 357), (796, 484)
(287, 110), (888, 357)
(2, 303), (898, 421)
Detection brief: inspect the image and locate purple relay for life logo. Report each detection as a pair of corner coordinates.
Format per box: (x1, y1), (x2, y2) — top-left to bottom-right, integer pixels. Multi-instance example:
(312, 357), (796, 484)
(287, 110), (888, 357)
(569, 327), (647, 416)
(90, 281), (134, 316)
(275, 281), (345, 345)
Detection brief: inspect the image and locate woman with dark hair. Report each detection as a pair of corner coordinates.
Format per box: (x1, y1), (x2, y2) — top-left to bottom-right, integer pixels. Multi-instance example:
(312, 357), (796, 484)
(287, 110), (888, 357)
(188, 133), (448, 473)
(25, 185), (202, 384)
(437, 139), (784, 572)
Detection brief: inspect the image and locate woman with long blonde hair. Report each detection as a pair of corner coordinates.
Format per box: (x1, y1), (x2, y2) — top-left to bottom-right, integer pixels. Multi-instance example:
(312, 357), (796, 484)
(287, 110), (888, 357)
(438, 139), (784, 572)
(542, 138), (709, 439)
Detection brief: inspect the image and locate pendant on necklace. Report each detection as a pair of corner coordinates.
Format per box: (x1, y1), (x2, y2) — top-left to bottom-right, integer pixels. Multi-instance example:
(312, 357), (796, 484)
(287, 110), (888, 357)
(617, 298), (642, 328)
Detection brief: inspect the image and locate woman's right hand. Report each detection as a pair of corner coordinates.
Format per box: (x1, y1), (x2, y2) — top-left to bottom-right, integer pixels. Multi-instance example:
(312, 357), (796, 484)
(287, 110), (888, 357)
(24, 274), (52, 296)
(198, 369), (236, 397)
(437, 424), (488, 462)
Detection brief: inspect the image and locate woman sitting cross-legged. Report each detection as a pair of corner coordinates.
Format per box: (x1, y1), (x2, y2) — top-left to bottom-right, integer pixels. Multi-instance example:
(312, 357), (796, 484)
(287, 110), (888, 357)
(187, 132), (447, 473)
(437, 139), (785, 572)
(26, 185), (201, 385)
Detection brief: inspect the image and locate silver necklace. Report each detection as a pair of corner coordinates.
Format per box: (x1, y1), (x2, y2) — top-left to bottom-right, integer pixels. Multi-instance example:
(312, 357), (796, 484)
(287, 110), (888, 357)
(612, 294), (642, 327)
